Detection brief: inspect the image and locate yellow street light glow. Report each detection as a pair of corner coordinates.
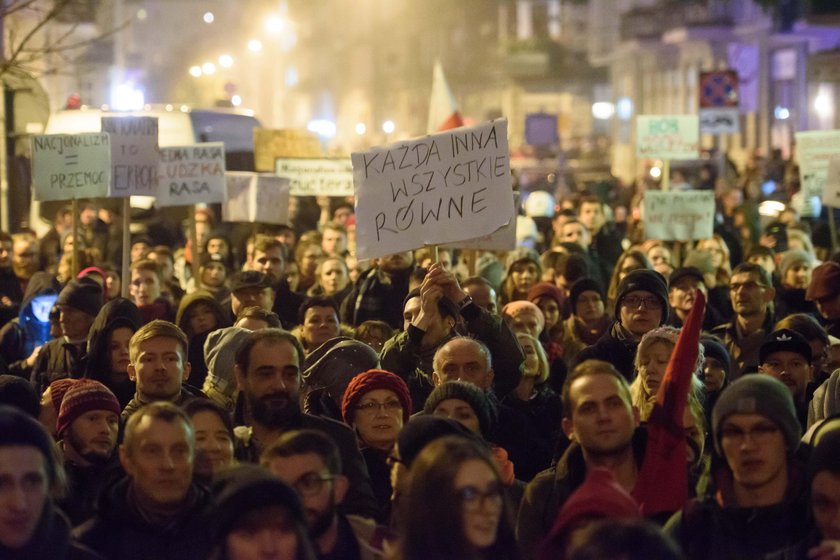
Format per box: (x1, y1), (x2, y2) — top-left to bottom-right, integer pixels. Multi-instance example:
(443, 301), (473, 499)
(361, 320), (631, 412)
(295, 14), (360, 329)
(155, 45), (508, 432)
(202, 62), (216, 75)
(189, 66), (202, 77)
(219, 55), (234, 68)
(265, 16), (285, 33)
(247, 39), (263, 53)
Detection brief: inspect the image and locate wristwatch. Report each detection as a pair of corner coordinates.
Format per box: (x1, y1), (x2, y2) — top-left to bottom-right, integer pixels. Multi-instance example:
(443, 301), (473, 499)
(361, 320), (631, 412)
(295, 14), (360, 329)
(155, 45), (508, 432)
(457, 294), (473, 311)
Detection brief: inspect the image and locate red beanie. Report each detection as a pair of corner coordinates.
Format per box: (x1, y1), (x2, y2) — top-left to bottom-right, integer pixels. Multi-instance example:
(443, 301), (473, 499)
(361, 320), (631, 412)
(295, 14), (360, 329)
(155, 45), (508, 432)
(48, 378), (78, 413)
(56, 379), (121, 438)
(541, 467), (641, 558)
(341, 369), (412, 425)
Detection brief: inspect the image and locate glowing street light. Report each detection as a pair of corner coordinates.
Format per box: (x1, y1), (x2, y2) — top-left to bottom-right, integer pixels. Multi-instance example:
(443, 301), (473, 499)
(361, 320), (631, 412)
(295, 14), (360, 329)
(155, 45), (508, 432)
(189, 66), (202, 77)
(355, 122), (366, 135)
(202, 62), (216, 75)
(231, 95), (242, 107)
(203, 11), (214, 24)
(219, 55), (234, 68)
(382, 120), (395, 134)
(265, 16), (285, 34)
(247, 39), (263, 53)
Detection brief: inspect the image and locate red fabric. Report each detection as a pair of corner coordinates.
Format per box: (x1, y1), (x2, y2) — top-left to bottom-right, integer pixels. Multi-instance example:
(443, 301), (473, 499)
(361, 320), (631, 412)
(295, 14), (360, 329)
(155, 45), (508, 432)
(631, 290), (706, 515)
(437, 111), (464, 131)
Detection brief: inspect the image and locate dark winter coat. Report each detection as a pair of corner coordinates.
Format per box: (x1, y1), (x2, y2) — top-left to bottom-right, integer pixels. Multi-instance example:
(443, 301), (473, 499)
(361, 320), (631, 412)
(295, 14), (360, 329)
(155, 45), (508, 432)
(84, 298), (142, 408)
(341, 265), (413, 330)
(0, 500), (102, 560)
(571, 322), (639, 382)
(0, 271), (60, 378)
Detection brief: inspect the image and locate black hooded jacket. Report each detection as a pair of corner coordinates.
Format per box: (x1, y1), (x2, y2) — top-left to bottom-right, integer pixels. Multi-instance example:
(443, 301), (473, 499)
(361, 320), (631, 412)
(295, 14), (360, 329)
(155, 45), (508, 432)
(175, 291), (230, 392)
(0, 500), (102, 560)
(84, 298), (142, 408)
(0, 271), (61, 378)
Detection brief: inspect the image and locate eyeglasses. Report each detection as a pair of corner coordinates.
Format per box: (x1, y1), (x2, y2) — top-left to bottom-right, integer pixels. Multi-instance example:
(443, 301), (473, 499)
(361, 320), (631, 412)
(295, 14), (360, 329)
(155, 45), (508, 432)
(292, 472), (336, 497)
(456, 482), (503, 512)
(355, 400), (402, 414)
(719, 423), (779, 445)
(621, 295), (662, 310)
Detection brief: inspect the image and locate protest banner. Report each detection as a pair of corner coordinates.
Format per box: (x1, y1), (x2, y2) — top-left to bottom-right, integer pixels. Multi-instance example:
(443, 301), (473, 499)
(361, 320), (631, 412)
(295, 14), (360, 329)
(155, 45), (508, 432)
(443, 192), (517, 251)
(824, 155), (840, 209)
(31, 133), (111, 201)
(275, 158), (354, 196)
(351, 119), (512, 261)
(101, 116), (159, 197)
(795, 130), (840, 202)
(156, 142), (226, 207)
(254, 128), (321, 172)
(643, 190), (715, 241)
(636, 115), (700, 160)
(223, 172), (291, 224)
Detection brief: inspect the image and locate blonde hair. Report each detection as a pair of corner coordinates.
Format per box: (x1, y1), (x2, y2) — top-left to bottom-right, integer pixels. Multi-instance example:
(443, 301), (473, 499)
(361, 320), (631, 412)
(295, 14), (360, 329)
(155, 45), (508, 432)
(516, 333), (549, 384)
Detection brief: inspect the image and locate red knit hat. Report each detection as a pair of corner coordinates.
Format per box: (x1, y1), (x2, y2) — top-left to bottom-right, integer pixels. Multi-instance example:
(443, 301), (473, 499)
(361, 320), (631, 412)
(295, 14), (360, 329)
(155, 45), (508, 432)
(56, 379), (121, 437)
(545, 467), (641, 547)
(341, 369), (412, 424)
(48, 378), (78, 413)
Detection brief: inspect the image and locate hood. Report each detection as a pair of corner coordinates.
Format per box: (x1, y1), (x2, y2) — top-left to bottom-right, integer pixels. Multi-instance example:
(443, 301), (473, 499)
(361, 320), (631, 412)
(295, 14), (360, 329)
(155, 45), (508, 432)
(85, 298), (142, 379)
(19, 271), (60, 318)
(175, 290), (228, 336)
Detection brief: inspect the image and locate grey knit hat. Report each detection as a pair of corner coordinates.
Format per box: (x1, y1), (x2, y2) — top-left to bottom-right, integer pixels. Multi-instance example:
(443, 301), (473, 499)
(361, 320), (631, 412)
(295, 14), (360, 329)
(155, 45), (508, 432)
(204, 327), (252, 397)
(423, 380), (494, 438)
(712, 375), (801, 455)
(778, 249), (813, 279)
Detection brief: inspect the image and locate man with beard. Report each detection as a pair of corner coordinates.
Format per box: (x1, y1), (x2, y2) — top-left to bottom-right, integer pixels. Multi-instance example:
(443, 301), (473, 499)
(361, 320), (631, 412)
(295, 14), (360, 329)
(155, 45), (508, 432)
(262, 429), (386, 559)
(233, 328), (378, 518)
(122, 320), (203, 421)
(54, 379), (124, 525)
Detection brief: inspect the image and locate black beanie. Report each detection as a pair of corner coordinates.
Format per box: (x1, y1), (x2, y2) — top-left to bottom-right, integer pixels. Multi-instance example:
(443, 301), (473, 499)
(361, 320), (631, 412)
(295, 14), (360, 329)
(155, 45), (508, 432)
(570, 278), (604, 310)
(701, 336), (732, 380)
(808, 423), (840, 483)
(0, 376), (40, 418)
(57, 278), (103, 317)
(397, 415), (483, 467)
(212, 464), (306, 538)
(0, 405), (57, 484)
(423, 381), (494, 438)
(614, 269), (668, 323)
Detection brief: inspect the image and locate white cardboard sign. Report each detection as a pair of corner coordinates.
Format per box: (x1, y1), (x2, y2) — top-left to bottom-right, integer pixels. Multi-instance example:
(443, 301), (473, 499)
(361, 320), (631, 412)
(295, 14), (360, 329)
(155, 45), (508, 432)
(223, 172), (291, 224)
(275, 158), (354, 196)
(443, 192), (517, 251)
(699, 108), (740, 135)
(823, 155), (840, 209)
(795, 130), (840, 201)
(636, 115), (700, 160)
(351, 119), (512, 261)
(31, 133), (111, 201)
(101, 116), (159, 197)
(643, 190), (715, 241)
(156, 142), (226, 207)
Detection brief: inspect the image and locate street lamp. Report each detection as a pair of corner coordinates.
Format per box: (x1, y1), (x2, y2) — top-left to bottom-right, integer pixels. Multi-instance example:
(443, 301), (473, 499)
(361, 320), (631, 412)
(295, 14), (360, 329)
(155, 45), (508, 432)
(219, 55), (234, 68)
(189, 66), (202, 77)
(202, 62), (216, 75)
(247, 39), (263, 53)
(382, 120), (395, 134)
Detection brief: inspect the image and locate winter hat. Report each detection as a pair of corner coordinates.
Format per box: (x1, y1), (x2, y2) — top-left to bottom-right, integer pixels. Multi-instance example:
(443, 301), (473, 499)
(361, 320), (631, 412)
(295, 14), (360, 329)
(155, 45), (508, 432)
(806, 262), (840, 301)
(570, 278), (604, 310)
(668, 267), (706, 289)
(516, 216), (540, 245)
(614, 269), (668, 322)
(502, 300), (545, 334)
(77, 266), (107, 287)
(700, 337), (732, 380)
(779, 249), (814, 280)
(527, 282), (566, 310)
(423, 380), (493, 438)
(397, 415), (482, 468)
(56, 379), (120, 438)
(204, 327), (252, 398)
(549, 467), (641, 538)
(808, 424), (840, 483)
(228, 270), (272, 293)
(0, 376), (40, 418)
(476, 254), (504, 291)
(504, 247), (542, 278)
(342, 369), (412, 425)
(212, 464), (305, 538)
(0, 405), (58, 485)
(712, 375), (801, 455)
(48, 378), (79, 414)
(759, 328), (812, 365)
(57, 278), (104, 317)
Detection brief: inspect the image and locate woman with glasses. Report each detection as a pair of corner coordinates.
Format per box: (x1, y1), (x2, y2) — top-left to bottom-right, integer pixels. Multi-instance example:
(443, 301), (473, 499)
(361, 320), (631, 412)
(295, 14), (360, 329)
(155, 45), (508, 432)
(393, 435), (518, 560)
(341, 369), (413, 520)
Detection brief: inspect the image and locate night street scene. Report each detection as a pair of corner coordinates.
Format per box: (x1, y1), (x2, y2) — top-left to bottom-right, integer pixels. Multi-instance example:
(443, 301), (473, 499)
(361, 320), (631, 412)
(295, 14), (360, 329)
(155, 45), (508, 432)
(4, 1), (840, 559)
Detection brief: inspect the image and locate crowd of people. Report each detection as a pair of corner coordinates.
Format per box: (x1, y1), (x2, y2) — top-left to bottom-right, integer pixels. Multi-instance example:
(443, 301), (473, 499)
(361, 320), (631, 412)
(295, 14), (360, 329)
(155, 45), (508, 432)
(0, 162), (839, 560)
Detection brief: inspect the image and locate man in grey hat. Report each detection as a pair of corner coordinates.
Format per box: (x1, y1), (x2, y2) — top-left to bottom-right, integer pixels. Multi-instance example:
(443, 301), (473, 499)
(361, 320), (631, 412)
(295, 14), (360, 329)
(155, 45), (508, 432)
(665, 375), (812, 559)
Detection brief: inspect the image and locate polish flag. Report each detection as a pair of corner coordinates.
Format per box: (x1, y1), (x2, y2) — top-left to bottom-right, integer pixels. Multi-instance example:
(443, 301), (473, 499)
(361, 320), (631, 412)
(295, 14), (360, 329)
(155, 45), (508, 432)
(427, 60), (464, 134)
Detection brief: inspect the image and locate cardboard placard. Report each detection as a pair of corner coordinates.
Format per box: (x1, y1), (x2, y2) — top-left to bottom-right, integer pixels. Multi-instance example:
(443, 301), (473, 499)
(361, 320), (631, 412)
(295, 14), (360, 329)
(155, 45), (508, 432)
(101, 116), (159, 197)
(443, 193), (517, 251)
(31, 133), (111, 201)
(823, 155), (840, 209)
(795, 130), (840, 201)
(156, 142), (226, 207)
(254, 128), (321, 172)
(223, 172), (291, 224)
(275, 158), (354, 196)
(643, 190), (715, 241)
(699, 108), (740, 135)
(351, 119), (512, 261)
(636, 115), (700, 160)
